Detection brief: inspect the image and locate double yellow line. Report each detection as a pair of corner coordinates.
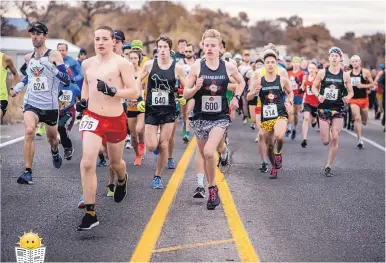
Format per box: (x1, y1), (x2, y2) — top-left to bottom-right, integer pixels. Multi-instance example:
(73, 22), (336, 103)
(130, 138), (259, 262)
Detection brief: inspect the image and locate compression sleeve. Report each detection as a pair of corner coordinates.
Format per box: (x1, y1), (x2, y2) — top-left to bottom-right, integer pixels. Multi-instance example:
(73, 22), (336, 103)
(56, 64), (70, 85)
(13, 75), (29, 93)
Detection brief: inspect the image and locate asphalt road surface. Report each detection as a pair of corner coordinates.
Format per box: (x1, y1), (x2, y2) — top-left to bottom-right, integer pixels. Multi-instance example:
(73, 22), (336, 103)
(1, 114), (384, 262)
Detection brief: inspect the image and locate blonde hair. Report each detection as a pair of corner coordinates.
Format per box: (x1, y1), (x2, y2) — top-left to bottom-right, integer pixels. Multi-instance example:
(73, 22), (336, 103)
(264, 43), (279, 56)
(202, 29), (222, 44)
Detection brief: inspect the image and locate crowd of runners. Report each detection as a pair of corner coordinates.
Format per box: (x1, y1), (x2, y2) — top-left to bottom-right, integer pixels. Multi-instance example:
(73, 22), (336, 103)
(1, 22), (385, 230)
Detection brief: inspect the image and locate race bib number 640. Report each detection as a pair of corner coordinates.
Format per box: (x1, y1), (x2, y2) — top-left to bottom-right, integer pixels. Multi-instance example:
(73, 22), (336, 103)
(79, 116), (99, 131)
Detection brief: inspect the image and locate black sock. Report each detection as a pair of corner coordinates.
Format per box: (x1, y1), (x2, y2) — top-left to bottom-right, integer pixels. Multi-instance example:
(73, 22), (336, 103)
(51, 148), (58, 155)
(25, 168), (32, 174)
(85, 204), (96, 216)
(154, 175), (161, 179)
(98, 152), (105, 162)
(107, 184), (115, 191)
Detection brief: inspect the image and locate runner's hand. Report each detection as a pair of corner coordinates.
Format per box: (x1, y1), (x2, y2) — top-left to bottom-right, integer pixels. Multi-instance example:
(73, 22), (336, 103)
(76, 99), (88, 113)
(137, 100), (145, 112)
(177, 96), (187, 105)
(229, 97), (239, 110)
(284, 101), (293, 115)
(97, 79), (117, 97)
(318, 95), (326, 103)
(195, 77), (204, 89)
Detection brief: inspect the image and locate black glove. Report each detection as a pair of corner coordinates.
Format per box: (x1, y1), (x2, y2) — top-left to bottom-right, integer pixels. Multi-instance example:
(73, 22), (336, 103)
(97, 79), (117, 97)
(58, 90), (63, 98)
(76, 99), (88, 113)
(137, 96), (143, 102)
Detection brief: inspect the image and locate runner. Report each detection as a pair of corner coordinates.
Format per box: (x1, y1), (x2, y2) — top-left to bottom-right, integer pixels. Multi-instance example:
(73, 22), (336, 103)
(286, 56), (305, 140)
(311, 47), (353, 177)
(175, 39), (187, 62)
(177, 43), (196, 143)
(76, 25), (139, 230)
(348, 55), (374, 148)
(140, 35), (187, 189)
(248, 49), (293, 179)
(57, 67), (81, 160)
(374, 64), (385, 120)
(184, 29), (245, 210)
(239, 50), (253, 124)
(1, 52), (19, 119)
(10, 22), (70, 184)
(126, 49), (146, 165)
(300, 60), (319, 148)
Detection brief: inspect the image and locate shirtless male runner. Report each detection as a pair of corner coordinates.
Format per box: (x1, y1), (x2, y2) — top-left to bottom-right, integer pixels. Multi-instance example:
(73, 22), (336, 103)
(76, 25), (139, 230)
(11, 22), (70, 185)
(184, 29), (245, 210)
(348, 55), (374, 148)
(312, 47), (353, 177)
(0, 52), (19, 120)
(140, 35), (187, 189)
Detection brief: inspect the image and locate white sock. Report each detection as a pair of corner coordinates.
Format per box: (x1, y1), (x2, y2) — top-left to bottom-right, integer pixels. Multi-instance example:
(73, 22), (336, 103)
(287, 124), (292, 131)
(220, 147), (228, 159)
(196, 173), (205, 187)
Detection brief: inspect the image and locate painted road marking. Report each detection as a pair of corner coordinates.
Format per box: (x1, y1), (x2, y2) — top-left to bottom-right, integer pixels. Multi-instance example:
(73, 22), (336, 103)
(153, 239), (234, 253)
(0, 136), (25, 149)
(216, 167), (260, 262)
(130, 137), (197, 262)
(343, 129), (385, 152)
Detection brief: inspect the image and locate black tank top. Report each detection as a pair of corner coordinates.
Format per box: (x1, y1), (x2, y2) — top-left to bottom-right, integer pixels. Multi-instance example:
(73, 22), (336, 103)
(243, 71), (250, 91)
(319, 68), (346, 110)
(193, 59), (230, 120)
(146, 59), (177, 114)
(259, 75), (287, 122)
(350, 69), (367, 99)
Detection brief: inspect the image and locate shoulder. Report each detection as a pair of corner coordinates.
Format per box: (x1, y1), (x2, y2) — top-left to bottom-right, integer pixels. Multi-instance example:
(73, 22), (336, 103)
(49, 50), (61, 58)
(24, 52), (33, 62)
(225, 60), (238, 72)
(362, 68), (371, 75)
(3, 53), (12, 64)
(144, 59), (154, 68)
(82, 57), (95, 69)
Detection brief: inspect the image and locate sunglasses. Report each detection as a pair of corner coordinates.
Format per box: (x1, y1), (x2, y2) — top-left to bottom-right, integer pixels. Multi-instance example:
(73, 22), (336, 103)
(185, 51), (193, 53)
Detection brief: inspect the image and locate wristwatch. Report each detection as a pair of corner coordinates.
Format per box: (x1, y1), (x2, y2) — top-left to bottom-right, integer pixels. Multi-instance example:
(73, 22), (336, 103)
(233, 95), (241, 100)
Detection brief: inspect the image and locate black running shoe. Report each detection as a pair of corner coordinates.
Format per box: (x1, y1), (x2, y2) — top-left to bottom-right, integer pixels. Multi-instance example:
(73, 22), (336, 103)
(301, 139), (307, 148)
(324, 167), (333, 177)
(220, 149), (229, 166)
(311, 121), (317, 128)
(114, 173), (128, 203)
(77, 213), (99, 231)
(207, 186), (220, 210)
(291, 130), (296, 140)
(259, 162), (269, 173)
(193, 186), (205, 198)
(64, 148), (74, 160)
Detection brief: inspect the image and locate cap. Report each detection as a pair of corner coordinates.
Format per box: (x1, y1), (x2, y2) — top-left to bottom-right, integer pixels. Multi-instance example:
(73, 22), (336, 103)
(114, 30), (125, 41)
(28, 22), (48, 34)
(351, 55), (361, 61)
(131, 40), (144, 51)
(292, 56), (301, 63)
(379, 64), (385, 70)
(255, 58), (264, 64)
(328, 46), (343, 57)
(122, 42), (131, 50)
(79, 48), (87, 55)
(234, 54), (242, 60)
(284, 56), (292, 62)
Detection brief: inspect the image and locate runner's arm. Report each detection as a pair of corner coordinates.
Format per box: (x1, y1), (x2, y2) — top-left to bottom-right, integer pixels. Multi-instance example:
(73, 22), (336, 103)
(374, 70), (383, 85)
(300, 75), (307, 92)
(247, 72), (261, 101)
(343, 71), (354, 100)
(357, 69), (374, 89)
(47, 50), (70, 85)
(282, 78), (294, 104)
(115, 60), (140, 100)
(175, 64), (187, 88)
(80, 61), (89, 100)
(227, 62), (245, 97)
(72, 58), (84, 83)
(227, 76), (237, 92)
(140, 60), (152, 82)
(183, 62), (200, 99)
(312, 69), (324, 97)
(4, 54), (19, 87)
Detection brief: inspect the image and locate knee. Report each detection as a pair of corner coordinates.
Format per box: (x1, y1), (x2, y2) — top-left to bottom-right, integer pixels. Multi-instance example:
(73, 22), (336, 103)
(354, 115), (361, 122)
(203, 146), (215, 160)
(159, 140), (169, 152)
(322, 138), (330, 146)
(267, 143), (274, 151)
(25, 126), (35, 139)
(110, 159), (124, 171)
(136, 126), (143, 135)
(81, 158), (96, 173)
(274, 133), (284, 142)
(303, 116), (310, 123)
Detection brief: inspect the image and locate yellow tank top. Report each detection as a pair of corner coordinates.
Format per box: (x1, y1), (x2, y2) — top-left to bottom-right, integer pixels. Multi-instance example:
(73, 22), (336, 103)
(140, 55), (148, 96)
(0, 52), (8, 101)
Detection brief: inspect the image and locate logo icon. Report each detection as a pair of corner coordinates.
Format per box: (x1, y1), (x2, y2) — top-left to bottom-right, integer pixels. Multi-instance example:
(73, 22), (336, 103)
(15, 232), (46, 263)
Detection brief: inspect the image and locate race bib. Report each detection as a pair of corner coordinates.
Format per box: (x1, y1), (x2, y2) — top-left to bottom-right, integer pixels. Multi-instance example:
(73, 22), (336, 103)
(79, 115), (99, 131)
(306, 85), (313, 95)
(201, 96), (221, 113)
(29, 77), (48, 93)
(290, 78), (298, 90)
(59, 90), (73, 102)
(324, 87), (338, 101)
(263, 104), (278, 118)
(351, 77), (361, 87)
(152, 91), (169, 106)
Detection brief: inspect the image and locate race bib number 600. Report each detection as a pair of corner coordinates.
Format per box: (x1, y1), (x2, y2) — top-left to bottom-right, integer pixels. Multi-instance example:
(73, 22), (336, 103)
(79, 116), (99, 131)
(202, 96), (221, 113)
(152, 91), (169, 106)
(263, 104), (278, 118)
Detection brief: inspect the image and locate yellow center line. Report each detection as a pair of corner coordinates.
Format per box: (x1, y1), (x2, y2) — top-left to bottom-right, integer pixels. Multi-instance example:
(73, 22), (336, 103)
(216, 168), (260, 262)
(153, 239), (234, 253)
(130, 137), (197, 262)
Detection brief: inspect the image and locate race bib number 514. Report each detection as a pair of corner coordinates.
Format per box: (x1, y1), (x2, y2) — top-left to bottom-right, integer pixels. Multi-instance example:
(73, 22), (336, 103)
(79, 116), (99, 131)
(263, 104), (278, 118)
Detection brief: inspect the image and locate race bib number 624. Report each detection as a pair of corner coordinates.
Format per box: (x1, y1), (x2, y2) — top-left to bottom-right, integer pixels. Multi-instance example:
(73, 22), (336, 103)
(79, 116), (99, 131)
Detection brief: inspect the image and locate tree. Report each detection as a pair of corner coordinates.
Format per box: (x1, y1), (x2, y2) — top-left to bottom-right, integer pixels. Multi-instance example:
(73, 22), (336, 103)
(249, 20), (284, 47)
(1, 2), (18, 36)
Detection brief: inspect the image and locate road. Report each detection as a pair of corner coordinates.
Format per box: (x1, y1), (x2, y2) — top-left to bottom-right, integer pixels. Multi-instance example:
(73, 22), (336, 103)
(1, 115), (384, 262)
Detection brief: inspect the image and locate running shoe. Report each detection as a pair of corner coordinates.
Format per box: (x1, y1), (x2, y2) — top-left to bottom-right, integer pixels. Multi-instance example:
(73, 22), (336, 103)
(152, 176), (164, 189)
(193, 186), (205, 198)
(207, 186), (220, 210)
(77, 213), (99, 231)
(17, 171), (33, 185)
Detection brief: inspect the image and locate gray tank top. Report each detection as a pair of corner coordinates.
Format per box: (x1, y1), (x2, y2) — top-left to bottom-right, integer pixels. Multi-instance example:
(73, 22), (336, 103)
(24, 49), (59, 110)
